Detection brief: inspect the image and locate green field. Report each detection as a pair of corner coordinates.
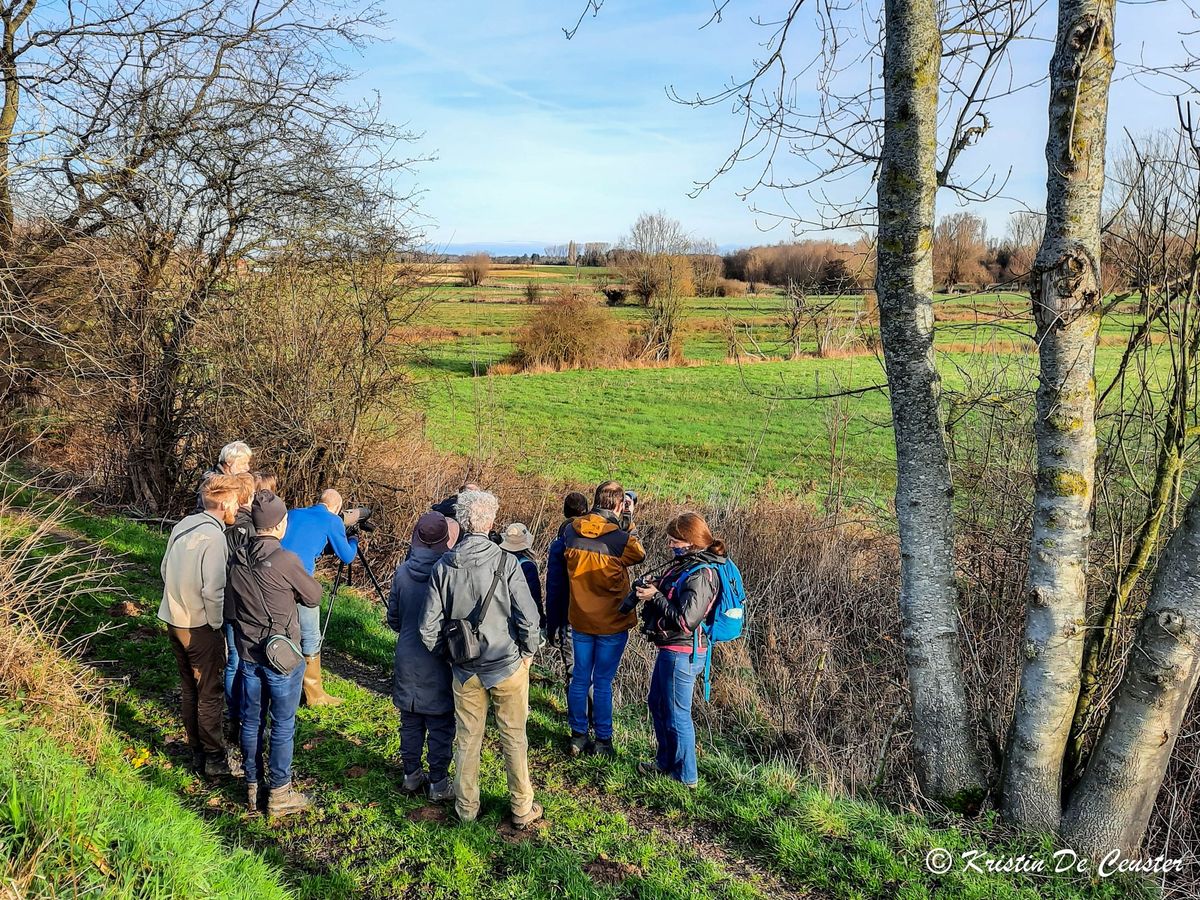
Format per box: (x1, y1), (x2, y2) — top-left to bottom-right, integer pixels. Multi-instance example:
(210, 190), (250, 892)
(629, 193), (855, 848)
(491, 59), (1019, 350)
(408, 268), (1136, 502)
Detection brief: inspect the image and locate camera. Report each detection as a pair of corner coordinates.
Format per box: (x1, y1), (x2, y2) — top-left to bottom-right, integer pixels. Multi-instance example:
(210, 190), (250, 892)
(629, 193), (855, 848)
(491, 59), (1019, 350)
(619, 575), (652, 615)
(620, 490), (638, 532)
(341, 505), (376, 538)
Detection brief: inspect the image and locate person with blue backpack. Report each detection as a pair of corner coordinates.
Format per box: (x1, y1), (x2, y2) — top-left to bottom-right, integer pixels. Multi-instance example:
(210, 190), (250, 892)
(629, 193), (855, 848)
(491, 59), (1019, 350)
(633, 512), (745, 788)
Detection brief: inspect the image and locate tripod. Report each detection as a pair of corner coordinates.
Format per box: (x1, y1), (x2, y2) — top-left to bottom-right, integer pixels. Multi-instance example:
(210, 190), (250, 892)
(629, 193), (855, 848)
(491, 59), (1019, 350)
(320, 544), (389, 641)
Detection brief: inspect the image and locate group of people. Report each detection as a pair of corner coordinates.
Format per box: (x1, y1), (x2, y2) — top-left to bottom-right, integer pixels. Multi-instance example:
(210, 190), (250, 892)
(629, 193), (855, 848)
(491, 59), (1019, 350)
(160, 441), (735, 828)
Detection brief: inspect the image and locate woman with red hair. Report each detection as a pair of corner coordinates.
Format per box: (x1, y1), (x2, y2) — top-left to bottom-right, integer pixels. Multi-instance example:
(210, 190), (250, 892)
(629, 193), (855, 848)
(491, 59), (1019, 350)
(633, 511), (727, 787)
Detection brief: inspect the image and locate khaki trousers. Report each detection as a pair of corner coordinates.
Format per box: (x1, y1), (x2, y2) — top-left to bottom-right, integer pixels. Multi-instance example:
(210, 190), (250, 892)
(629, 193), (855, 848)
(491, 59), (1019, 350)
(452, 660), (534, 821)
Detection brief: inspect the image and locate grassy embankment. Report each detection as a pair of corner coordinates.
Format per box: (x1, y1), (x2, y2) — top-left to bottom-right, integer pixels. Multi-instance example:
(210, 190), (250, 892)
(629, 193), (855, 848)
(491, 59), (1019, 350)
(1, 482), (1160, 899)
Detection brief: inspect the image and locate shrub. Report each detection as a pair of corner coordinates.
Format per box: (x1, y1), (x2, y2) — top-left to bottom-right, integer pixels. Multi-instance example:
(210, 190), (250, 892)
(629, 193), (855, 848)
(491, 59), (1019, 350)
(523, 280), (542, 304)
(460, 252), (490, 287)
(510, 289), (626, 371)
(715, 278), (749, 297)
(602, 286), (627, 306)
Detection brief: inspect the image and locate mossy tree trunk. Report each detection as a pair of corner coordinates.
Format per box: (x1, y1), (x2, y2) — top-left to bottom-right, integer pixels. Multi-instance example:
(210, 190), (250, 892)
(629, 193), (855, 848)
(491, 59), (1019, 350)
(1001, 0), (1115, 833)
(876, 0), (986, 805)
(1062, 483), (1200, 856)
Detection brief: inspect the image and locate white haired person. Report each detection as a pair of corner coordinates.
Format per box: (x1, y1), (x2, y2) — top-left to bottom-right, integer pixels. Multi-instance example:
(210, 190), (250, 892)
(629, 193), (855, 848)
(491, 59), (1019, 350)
(195, 441), (254, 513)
(419, 490), (544, 829)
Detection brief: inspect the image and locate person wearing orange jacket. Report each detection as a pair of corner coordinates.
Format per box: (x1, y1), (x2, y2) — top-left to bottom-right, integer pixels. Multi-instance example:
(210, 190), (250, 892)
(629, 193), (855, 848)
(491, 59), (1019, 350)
(562, 481), (645, 757)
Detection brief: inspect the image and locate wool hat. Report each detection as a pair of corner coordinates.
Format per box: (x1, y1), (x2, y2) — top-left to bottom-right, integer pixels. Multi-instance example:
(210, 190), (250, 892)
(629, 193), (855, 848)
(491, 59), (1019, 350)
(412, 511), (458, 554)
(499, 522), (533, 553)
(251, 489), (288, 530)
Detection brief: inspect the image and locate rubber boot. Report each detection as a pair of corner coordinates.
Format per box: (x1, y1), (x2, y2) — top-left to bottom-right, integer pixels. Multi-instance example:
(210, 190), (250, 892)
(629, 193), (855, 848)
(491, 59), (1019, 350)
(302, 654), (343, 707)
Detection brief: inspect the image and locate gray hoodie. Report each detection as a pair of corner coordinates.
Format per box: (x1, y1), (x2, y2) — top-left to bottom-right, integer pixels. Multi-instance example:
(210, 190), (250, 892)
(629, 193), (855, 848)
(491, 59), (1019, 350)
(419, 533), (542, 688)
(388, 546), (454, 715)
(158, 511), (228, 630)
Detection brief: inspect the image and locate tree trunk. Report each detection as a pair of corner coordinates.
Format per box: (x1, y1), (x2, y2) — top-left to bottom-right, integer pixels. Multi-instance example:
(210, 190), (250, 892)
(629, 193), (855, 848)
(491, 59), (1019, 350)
(1001, 0), (1115, 832)
(1061, 482), (1200, 856)
(876, 0), (986, 805)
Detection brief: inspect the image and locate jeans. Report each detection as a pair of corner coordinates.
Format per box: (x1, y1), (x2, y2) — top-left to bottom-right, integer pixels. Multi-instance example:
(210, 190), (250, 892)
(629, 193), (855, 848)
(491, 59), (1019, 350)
(166, 624), (226, 754)
(297, 603), (322, 656)
(569, 631), (628, 740)
(452, 662), (534, 821)
(222, 624), (242, 721)
(239, 658), (305, 789)
(400, 710), (455, 782)
(648, 649), (705, 786)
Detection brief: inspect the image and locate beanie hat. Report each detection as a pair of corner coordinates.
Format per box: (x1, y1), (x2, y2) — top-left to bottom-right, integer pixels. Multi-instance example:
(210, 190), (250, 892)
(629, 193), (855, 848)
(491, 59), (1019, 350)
(251, 489), (287, 530)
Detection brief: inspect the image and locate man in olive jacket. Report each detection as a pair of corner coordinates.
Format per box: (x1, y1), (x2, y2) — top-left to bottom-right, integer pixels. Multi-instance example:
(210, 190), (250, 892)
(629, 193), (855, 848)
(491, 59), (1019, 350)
(419, 489), (543, 828)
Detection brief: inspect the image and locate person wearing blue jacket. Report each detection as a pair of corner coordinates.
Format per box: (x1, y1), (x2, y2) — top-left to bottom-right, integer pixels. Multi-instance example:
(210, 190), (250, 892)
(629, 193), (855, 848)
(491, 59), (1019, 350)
(545, 492), (588, 696)
(281, 488), (358, 706)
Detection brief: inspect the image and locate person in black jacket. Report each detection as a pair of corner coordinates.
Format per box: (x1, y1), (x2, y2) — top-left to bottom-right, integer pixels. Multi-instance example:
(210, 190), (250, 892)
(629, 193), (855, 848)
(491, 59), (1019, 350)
(222, 473), (257, 734)
(226, 490), (323, 818)
(544, 491), (587, 689)
(633, 512), (725, 788)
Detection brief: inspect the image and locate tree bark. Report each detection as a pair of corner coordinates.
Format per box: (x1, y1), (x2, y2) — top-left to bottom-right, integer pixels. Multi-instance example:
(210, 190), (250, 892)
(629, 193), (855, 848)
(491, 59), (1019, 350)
(876, 0), (985, 805)
(1001, 0), (1115, 832)
(1062, 482), (1200, 856)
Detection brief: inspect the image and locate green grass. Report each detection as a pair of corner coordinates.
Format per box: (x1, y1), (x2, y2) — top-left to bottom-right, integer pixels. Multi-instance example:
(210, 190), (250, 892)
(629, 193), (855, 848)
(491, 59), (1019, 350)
(0, 718), (297, 899)
(407, 289), (1159, 502)
(3, 490), (1161, 900)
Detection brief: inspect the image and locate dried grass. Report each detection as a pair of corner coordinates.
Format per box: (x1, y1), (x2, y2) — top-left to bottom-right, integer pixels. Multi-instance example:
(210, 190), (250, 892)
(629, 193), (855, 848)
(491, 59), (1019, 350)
(0, 484), (111, 762)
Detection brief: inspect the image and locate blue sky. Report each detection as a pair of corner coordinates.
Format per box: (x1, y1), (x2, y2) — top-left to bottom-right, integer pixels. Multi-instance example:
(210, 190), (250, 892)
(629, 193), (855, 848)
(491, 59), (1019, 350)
(357, 1), (1199, 252)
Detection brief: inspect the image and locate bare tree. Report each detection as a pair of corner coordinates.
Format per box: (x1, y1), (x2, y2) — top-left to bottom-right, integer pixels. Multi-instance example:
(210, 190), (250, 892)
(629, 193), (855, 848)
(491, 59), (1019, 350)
(461, 252), (491, 287)
(1000, 0), (1116, 833)
(617, 210), (692, 304)
(934, 212), (988, 289)
(875, 0), (987, 805)
(691, 239), (723, 297)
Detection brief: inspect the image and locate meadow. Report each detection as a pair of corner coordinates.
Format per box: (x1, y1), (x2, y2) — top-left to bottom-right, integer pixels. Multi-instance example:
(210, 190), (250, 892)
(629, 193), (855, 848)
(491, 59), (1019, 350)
(406, 264), (1141, 503)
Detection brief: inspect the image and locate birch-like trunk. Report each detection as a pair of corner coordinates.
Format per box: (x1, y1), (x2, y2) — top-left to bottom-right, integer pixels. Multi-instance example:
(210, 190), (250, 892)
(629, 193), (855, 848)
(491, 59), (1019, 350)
(1062, 484), (1200, 856)
(876, 0), (985, 805)
(1001, 0), (1115, 832)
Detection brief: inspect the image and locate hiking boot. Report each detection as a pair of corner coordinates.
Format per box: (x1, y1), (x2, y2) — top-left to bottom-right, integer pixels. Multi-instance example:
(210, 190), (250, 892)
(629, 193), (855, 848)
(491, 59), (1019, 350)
(267, 783), (312, 818)
(592, 738), (616, 759)
(637, 760), (666, 779)
(301, 654), (344, 707)
(191, 748), (206, 773)
(205, 749), (242, 778)
(511, 802), (544, 830)
(427, 777), (455, 802)
(402, 769), (428, 794)
(568, 732), (590, 758)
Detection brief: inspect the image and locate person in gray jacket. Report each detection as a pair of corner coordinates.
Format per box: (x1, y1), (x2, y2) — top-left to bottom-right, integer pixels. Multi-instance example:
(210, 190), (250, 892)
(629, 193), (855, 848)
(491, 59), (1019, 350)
(419, 489), (544, 829)
(159, 474), (241, 777)
(387, 511), (458, 801)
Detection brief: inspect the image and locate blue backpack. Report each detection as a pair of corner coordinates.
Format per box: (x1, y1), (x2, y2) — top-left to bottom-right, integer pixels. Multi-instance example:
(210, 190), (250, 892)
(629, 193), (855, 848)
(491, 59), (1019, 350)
(675, 557), (747, 701)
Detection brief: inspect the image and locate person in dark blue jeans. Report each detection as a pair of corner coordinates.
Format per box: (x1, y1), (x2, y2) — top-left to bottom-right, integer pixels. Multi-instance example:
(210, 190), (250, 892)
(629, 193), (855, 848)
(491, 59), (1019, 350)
(226, 490), (325, 816)
(633, 512), (725, 788)
(240, 658), (305, 798)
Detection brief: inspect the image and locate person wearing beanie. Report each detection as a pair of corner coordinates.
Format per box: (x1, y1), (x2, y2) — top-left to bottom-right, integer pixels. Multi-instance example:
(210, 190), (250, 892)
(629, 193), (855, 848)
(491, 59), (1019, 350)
(225, 490), (323, 818)
(386, 511), (458, 801)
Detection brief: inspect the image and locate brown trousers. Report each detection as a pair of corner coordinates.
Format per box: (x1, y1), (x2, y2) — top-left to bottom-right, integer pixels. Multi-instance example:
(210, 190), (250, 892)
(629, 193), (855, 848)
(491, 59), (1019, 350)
(166, 623), (226, 754)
